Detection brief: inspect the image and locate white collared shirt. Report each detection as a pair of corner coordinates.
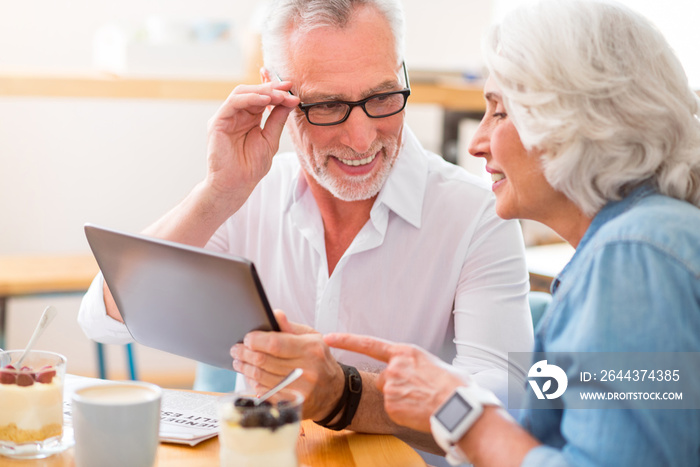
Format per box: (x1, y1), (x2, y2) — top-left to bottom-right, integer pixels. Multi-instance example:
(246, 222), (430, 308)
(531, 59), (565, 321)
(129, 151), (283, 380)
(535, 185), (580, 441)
(79, 126), (533, 397)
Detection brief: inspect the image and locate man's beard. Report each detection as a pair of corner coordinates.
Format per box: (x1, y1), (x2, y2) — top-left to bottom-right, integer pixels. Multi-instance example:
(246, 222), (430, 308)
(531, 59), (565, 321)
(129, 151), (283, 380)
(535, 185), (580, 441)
(296, 138), (399, 202)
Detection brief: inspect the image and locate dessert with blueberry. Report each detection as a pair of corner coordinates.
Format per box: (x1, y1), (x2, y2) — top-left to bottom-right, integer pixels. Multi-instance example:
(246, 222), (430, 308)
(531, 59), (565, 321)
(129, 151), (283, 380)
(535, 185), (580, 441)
(219, 393), (302, 467)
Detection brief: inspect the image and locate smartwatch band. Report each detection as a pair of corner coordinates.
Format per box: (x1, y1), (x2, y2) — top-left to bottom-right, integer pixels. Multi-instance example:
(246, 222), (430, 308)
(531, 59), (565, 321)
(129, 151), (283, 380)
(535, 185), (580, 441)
(430, 384), (504, 466)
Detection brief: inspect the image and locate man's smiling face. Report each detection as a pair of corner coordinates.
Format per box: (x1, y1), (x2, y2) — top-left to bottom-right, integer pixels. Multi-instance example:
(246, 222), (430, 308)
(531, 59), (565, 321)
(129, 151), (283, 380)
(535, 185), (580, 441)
(285, 6), (405, 202)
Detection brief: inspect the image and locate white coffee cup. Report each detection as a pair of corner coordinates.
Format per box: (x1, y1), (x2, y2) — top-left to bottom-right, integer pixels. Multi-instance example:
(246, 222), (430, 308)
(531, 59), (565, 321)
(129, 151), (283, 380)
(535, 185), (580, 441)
(71, 381), (162, 467)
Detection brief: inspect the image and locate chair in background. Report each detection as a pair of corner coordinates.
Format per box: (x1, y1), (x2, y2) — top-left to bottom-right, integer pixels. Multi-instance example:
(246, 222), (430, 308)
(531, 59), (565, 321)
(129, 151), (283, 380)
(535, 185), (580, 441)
(193, 362), (237, 392)
(96, 342), (138, 380)
(528, 290), (552, 329)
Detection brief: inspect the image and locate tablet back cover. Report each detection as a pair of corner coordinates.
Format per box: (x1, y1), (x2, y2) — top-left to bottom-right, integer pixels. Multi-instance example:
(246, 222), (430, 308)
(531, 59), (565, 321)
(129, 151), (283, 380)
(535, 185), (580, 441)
(84, 223), (278, 369)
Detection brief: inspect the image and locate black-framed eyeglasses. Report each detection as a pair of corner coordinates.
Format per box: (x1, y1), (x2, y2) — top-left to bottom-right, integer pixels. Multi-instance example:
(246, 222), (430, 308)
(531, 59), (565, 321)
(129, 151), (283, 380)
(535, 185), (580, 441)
(277, 62), (411, 126)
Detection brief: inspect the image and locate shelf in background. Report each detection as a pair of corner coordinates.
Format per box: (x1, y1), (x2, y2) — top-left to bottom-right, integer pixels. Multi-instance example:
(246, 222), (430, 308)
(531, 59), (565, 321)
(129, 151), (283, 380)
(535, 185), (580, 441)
(0, 71), (486, 112)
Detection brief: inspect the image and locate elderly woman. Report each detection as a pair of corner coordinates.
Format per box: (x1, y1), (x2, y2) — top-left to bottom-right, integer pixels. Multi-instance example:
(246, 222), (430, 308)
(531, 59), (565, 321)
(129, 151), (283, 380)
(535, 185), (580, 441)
(326, 0), (700, 465)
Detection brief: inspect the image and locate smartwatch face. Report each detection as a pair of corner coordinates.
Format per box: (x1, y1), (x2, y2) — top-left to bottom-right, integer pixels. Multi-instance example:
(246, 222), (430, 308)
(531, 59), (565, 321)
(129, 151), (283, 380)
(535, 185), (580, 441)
(436, 392), (473, 431)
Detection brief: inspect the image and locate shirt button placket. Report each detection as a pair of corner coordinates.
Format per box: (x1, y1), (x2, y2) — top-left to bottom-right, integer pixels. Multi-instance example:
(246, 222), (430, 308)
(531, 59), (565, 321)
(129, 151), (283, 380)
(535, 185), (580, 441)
(315, 264), (343, 334)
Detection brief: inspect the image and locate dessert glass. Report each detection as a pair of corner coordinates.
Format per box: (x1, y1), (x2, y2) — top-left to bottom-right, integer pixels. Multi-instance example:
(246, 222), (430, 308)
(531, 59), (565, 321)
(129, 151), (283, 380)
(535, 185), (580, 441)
(218, 388), (303, 467)
(0, 350), (68, 459)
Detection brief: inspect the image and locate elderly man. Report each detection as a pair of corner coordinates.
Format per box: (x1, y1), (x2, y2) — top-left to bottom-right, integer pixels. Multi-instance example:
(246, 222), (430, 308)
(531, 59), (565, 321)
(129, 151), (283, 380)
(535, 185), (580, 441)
(79, 0), (532, 453)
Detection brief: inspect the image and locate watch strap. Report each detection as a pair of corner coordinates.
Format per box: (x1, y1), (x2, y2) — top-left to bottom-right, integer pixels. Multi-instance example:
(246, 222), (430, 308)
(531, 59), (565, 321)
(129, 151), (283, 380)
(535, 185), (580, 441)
(326, 364), (362, 431)
(313, 380), (348, 426)
(430, 383), (502, 465)
(455, 385), (503, 409)
(314, 363), (363, 431)
(445, 445), (470, 466)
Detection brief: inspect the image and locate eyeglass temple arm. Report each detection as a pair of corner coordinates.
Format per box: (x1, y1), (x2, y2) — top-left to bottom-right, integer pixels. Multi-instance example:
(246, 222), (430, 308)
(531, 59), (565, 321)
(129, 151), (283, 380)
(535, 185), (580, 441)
(272, 70), (296, 98)
(402, 61), (411, 90)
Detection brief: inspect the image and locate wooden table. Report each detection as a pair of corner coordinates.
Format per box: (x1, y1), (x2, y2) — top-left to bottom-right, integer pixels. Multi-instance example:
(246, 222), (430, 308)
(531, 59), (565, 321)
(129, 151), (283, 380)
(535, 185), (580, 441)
(2, 420), (426, 467)
(0, 254), (137, 379)
(0, 254), (99, 349)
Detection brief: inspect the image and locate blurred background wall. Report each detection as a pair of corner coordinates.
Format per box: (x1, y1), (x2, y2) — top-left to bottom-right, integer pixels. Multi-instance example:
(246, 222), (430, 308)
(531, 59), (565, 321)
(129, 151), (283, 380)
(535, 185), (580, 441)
(1, 0), (697, 387)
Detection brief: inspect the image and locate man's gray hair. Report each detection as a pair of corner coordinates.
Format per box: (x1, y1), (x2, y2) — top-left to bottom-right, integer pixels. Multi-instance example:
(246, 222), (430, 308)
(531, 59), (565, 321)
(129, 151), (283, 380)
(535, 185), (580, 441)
(261, 0), (405, 77)
(483, 0), (700, 216)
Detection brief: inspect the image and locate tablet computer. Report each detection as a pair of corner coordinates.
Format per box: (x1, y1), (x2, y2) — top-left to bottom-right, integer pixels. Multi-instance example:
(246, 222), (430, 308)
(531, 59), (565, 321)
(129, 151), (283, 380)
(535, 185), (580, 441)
(84, 223), (279, 370)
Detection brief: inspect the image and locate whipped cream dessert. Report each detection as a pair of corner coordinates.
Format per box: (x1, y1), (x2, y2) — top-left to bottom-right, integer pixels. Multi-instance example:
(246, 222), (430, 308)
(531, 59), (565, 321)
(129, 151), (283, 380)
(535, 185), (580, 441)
(219, 396), (301, 467)
(0, 367), (63, 444)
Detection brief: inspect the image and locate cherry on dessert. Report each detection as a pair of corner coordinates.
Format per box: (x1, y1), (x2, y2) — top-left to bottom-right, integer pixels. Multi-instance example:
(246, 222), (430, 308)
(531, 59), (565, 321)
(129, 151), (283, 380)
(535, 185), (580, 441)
(17, 372), (35, 387)
(0, 365), (16, 385)
(36, 366), (56, 384)
(21, 366), (37, 380)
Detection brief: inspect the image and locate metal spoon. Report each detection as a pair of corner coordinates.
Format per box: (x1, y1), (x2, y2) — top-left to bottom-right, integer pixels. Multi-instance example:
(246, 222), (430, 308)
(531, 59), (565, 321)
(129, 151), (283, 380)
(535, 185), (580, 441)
(16, 305), (58, 367)
(255, 368), (303, 406)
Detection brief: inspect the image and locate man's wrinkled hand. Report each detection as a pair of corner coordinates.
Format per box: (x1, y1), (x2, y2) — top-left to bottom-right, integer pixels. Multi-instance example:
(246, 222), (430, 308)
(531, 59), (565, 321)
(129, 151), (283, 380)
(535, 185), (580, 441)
(204, 81), (299, 203)
(230, 310), (344, 421)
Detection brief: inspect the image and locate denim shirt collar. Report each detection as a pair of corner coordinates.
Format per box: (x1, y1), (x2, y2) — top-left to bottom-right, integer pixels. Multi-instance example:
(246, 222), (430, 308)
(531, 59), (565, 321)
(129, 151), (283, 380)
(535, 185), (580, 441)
(552, 183), (656, 293)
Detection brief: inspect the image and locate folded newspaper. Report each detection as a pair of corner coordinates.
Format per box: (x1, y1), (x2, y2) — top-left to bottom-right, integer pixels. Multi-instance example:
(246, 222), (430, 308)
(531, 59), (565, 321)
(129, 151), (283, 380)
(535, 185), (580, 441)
(63, 374), (219, 446)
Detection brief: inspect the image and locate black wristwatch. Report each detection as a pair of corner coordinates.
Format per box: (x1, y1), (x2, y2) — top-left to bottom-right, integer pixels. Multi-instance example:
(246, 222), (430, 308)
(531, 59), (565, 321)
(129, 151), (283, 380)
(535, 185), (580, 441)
(315, 363), (363, 431)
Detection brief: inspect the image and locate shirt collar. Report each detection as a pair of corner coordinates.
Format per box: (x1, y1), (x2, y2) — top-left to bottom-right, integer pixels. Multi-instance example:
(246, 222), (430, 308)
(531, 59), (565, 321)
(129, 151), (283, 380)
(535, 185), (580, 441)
(287, 167), (309, 211)
(576, 183), (656, 253)
(372, 125), (427, 229)
(283, 125), (428, 229)
(552, 183), (656, 293)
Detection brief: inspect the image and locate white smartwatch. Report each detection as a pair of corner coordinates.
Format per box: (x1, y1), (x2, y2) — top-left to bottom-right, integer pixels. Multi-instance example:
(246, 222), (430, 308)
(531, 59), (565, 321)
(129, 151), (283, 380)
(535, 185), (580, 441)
(429, 384), (503, 466)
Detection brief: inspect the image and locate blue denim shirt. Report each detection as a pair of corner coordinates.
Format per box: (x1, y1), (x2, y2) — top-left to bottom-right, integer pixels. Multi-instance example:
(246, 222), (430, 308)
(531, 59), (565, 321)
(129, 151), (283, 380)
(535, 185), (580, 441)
(519, 185), (700, 467)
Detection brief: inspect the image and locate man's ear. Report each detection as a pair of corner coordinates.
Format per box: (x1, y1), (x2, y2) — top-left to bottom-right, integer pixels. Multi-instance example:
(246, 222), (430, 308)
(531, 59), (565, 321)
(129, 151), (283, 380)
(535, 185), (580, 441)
(260, 67), (272, 84)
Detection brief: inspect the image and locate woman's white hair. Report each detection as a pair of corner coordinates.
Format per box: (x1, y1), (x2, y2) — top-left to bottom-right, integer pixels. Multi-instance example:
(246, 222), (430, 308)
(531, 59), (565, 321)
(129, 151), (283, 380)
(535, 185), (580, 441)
(483, 0), (700, 216)
(261, 0), (405, 78)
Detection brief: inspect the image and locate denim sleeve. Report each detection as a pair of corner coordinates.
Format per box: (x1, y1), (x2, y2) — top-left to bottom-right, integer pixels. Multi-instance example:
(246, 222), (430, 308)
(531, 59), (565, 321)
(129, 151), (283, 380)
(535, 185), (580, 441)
(531, 241), (700, 467)
(522, 446), (570, 467)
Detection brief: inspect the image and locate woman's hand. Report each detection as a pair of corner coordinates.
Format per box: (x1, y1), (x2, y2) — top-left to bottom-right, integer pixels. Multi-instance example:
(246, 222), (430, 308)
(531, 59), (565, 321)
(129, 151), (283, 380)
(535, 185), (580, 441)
(324, 333), (465, 432)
